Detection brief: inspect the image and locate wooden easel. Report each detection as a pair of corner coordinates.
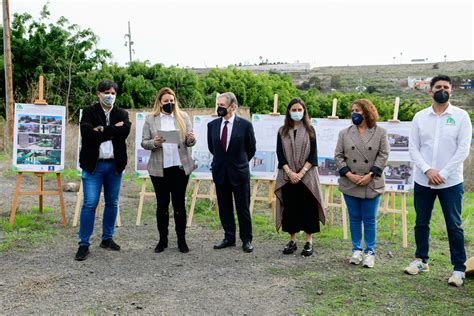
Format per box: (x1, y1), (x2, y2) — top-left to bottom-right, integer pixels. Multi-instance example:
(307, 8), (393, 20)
(135, 176), (156, 225)
(249, 179), (277, 220)
(249, 94), (280, 220)
(322, 184), (348, 239)
(322, 99), (348, 238)
(72, 180), (122, 227)
(186, 178), (218, 227)
(9, 76), (67, 226)
(379, 96), (408, 248)
(380, 190), (408, 248)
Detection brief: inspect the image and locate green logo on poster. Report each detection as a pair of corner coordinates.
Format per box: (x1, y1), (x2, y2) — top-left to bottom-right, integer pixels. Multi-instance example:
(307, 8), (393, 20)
(195, 117), (201, 123)
(254, 115), (260, 122)
(446, 117), (456, 125)
(137, 113), (144, 120)
(16, 104), (23, 110)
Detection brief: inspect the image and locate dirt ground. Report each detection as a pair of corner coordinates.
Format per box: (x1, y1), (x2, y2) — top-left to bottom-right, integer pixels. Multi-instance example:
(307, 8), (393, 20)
(0, 168), (311, 314)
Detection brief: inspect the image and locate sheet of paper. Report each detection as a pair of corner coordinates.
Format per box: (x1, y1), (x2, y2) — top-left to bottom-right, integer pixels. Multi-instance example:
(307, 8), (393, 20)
(157, 130), (180, 144)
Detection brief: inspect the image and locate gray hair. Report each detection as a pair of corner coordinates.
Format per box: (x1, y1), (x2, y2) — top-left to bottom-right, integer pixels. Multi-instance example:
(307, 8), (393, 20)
(218, 92), (238, 107)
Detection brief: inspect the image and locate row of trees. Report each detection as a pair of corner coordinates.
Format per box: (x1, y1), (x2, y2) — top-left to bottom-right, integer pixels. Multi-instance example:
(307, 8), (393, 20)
(1, 6), (430, 122)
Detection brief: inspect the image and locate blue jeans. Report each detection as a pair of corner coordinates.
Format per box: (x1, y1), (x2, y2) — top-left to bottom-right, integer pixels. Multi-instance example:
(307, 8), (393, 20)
(79, 161), (123, 246)
(414, 182), (466, 272)
(343, 194), (381, 254)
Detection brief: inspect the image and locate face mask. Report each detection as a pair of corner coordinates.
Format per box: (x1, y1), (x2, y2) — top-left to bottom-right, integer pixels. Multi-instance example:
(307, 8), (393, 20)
(217, 106), (228, 117)
(290, 112), (304, 121)
(162, 103), (174, 114)
(101, 93), (116, 107)
(351, 112), (364, 125)
(433, 90), (450, 104)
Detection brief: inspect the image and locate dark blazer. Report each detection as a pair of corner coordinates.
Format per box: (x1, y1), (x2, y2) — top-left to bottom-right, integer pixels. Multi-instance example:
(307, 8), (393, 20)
(79, 102), (132, 173)
(207, 115), (256, 186)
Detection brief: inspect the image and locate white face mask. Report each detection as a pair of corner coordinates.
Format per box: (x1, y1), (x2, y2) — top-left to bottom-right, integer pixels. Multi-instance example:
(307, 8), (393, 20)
(100, 93), (116, 107)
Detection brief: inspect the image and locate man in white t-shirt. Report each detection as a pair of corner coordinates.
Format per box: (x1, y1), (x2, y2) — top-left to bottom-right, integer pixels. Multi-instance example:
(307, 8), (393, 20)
(404, 75), (472, 287)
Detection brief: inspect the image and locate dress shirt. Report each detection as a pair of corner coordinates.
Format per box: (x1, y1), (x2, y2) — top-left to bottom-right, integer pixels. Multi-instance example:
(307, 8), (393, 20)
(99, 106), (114, 159)
(220, 113), (235, 151)
(160, 113), (182, 168)
(409, 103), (472, 189)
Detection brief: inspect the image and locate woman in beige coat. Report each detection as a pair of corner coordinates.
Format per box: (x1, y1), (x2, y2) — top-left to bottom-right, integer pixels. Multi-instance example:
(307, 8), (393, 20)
(141, 87), (196, 253)
(335, 99), (389, 268)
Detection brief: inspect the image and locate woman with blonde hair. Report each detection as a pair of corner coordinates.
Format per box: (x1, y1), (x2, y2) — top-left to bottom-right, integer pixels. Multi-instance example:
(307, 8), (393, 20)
(141, 87), (196, 253)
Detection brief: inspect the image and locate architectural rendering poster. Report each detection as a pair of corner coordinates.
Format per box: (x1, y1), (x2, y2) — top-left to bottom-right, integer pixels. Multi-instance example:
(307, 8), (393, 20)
(191, 115), (216, 179)
(311, 118), (351, 185)
(13, 103), (66, 172)
(135, 112), (151, 177)
(250, 114), (285, 179)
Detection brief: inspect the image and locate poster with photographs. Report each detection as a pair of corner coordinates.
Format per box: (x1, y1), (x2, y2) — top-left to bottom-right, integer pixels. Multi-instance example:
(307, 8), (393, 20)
(13, 103), (66, 172)
(135, 112), (151, 177)
(250, 114), (285, 180)
(378, 121), (412, 161)
(384, 161), (414, 191)
(311, 118), (351, 185)
(192, 115), (216, 179)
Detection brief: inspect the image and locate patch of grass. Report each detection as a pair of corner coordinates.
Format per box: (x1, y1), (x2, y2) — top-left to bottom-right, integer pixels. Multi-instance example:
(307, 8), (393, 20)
(0, 206), (62, 252)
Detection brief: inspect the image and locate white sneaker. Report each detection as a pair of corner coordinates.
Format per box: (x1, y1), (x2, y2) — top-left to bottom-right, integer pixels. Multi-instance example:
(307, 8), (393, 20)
(362, 251), (375, 268)
(448, 271), (465, 287)
(349, 250), (363, 265)
(404, 259), (430, 275)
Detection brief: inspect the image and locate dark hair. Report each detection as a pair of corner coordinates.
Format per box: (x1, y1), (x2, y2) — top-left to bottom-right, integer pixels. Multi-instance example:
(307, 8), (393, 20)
(430, 75), (452, 88)
(281, 98), (315, 139)
(351, 99), (379, 128)
(97, 80), (118, 92)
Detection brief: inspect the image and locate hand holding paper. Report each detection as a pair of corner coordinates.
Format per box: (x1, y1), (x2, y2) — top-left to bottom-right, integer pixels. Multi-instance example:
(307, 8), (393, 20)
(156, 130), (180, 144)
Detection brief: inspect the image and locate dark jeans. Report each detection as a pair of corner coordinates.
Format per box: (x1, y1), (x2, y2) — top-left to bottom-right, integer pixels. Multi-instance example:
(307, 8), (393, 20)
(414, 182), (466, 272)
(215, 176), (252, 243)
(150, 166), (190, 241)
(79, 160), (122, 246)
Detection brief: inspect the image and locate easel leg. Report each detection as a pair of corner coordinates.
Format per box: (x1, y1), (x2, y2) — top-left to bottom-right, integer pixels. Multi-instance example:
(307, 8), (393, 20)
(56, 173), (67, 226)
(96, 192), (102, 219)
(390, 192), (396, 237)
(329, 185), (334, 226)
(401, 192), (408, 248)
(116, 202), (121, 227)
(187, 179), (201, 227)
(270, 180), (276, 222)
(10, 173), (23, 226)
(136, 178), (147, 225)
(38, 173), (44, 213)
(341, 191), (348, 240)
(72, 182), (83, 227)
(249, 180), (260, 216)
(210, 184), (218, 214)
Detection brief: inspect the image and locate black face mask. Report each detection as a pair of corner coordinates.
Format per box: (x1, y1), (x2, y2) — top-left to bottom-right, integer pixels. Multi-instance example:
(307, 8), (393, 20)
(162, 103), (174, 114)
(433, 90), (450, 104)
(217, 106), (228, 117)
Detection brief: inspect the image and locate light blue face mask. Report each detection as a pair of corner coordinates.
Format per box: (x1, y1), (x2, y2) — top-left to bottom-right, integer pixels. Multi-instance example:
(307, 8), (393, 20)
(290, 112), (304, 121)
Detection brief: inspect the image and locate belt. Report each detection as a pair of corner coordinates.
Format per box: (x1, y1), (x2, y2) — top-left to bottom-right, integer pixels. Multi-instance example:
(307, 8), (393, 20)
(98, 158), (115, 162)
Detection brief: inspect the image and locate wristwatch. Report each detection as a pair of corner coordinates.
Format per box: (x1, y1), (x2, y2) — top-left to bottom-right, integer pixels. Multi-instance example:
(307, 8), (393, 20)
(303, 167), (309, 172)
(96, 125), (104, 132)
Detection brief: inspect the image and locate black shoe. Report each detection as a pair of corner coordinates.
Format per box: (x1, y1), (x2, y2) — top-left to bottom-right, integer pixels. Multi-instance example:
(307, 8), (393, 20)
(282, 240), (297, 255)
(100, 238), (121, 251)
(242, 241), (254, 253)
(178, 239), (189, 253)
(75, 245), (90, 261)
(301, 242), (313, 257)
(214, 239), (236, 249)
(154, 240), (168, 253)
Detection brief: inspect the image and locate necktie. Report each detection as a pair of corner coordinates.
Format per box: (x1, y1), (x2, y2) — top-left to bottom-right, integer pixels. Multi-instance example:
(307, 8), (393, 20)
(220, 121), (229, 151)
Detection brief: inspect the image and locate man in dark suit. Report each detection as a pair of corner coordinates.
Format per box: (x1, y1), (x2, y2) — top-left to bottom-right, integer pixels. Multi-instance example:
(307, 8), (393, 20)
(207, 92), (256, 252)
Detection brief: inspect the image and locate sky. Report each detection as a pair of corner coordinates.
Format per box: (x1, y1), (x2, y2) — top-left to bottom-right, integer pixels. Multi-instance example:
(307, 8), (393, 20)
(5, 0), (474, 68)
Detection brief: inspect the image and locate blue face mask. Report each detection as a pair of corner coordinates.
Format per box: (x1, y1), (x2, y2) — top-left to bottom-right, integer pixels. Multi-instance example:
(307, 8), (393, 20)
(290, 112), (304, 121)
(351, 112), (364, 125)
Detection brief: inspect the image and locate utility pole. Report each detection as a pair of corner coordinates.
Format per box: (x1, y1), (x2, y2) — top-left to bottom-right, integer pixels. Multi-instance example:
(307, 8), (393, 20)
(3, 0), (14, 151)
(124, 21), (134, 64)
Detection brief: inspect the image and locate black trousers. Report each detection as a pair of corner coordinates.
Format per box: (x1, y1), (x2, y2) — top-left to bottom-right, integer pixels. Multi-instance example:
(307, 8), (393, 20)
(150, 166), (189, 241)
(215, 176), (252, 243)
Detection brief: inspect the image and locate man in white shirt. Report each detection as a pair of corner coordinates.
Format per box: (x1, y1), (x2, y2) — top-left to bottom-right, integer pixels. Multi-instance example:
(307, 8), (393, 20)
(404, 75), (472, 287)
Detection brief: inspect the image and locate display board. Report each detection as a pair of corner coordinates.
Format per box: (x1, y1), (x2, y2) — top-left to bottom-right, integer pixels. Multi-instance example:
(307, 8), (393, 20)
(250, 114), (285, 179)
(191, 115), (216, 179)
(13, 103), (66, 172)
(135, 112), (151, 177)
